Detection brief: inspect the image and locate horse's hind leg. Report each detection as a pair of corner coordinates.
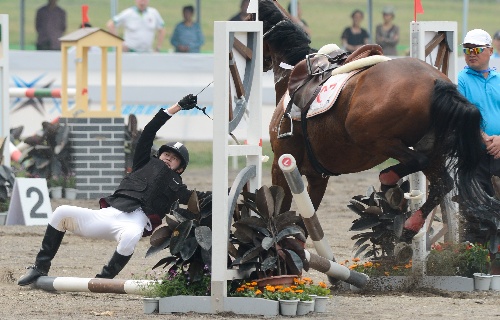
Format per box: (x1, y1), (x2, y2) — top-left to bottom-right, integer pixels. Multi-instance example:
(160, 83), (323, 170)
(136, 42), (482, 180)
(401, 167), (453, 241)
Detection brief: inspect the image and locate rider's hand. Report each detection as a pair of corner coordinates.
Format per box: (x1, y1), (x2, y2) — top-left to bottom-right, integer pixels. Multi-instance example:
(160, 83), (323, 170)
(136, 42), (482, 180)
(178, 94), (197, 110)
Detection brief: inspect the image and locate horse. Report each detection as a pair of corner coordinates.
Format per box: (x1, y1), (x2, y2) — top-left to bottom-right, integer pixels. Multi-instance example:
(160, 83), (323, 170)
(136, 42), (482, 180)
(255, 0), (500, 242)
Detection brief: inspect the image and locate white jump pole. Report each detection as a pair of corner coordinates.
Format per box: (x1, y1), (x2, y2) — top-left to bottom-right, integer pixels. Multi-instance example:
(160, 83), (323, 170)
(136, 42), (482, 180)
(34, 276), (157, 295)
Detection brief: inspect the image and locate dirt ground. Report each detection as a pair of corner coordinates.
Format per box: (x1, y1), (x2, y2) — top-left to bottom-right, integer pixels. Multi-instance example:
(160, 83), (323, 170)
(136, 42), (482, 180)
(1, 168), (499, 319)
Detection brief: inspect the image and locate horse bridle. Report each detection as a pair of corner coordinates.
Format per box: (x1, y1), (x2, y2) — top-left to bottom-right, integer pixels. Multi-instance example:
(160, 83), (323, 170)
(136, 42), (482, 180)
(263, 19), (287, 38)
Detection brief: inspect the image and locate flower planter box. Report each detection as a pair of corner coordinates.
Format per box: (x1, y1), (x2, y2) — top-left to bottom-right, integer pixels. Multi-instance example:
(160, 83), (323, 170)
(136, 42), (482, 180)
(352, 276), (474, 292)
(158, 296), (279, 316)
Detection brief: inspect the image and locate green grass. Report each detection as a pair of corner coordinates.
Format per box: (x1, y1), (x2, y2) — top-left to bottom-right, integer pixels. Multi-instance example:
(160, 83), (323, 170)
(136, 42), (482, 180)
(2, 0), (500, 54)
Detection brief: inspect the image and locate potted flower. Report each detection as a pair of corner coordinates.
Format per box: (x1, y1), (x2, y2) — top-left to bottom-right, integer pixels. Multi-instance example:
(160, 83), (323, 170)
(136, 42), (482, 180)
(64, 173), (77, 200)
(49, 175), (64, 199)
(297, 278), (331, 313)
(273, 285), (299, 316)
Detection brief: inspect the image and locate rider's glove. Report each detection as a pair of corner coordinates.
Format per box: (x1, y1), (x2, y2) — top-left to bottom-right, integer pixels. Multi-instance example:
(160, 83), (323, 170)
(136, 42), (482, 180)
(178, 94), (197, 110)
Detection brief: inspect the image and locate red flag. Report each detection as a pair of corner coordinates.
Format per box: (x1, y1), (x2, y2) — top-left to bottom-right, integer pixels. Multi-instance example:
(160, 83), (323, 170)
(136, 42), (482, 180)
(414, 0), (424, 21)
(415, 0), (424, 14)
(82, 5), (90, 28)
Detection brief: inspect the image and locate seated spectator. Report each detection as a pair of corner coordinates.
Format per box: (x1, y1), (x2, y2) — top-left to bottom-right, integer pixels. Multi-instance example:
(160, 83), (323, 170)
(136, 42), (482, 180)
(170, 5), (205, 53)
(341, 9), (370, 52)
(375, 6), (399, 56)
(229, 0), (250, 21)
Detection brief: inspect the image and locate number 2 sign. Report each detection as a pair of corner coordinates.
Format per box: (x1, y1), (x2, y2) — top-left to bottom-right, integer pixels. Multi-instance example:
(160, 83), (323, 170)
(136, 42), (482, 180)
(5, 178), (52, 226)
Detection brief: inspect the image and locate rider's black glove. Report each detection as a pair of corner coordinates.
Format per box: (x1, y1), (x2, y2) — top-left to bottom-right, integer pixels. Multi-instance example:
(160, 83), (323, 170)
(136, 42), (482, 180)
(178, 94), (197, 110)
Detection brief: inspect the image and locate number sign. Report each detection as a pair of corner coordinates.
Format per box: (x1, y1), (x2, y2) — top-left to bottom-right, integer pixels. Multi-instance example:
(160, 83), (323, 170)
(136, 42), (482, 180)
(5, 178), (52, 226)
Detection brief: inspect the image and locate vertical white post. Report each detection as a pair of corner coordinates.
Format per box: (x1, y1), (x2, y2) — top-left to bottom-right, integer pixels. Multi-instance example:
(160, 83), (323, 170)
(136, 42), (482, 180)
(212, 22), (231, 313)
(0, 15), (10, 166)
(409, 21), (458, 275)
(211, 21), (263, 313)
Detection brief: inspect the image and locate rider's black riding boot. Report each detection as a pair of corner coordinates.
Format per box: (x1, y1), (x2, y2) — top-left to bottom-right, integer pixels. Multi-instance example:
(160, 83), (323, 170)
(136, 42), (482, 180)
(95, 251), (132, 279)
(18, 224), (65, 286)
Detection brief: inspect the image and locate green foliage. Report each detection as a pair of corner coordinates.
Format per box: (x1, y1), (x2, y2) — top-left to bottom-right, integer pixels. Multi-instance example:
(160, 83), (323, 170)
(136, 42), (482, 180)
(231, 185), (307, 277)
(426, 242), (491, 277)
(0, 199), (9, 212)
(295, 277), (331, 297)
(49, 175), (64, 188)
(142, 267), (211, 298)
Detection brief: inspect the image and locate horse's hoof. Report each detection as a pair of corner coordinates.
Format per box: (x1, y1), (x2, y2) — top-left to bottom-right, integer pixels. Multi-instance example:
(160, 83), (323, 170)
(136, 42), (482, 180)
(400, 228), (417, 243)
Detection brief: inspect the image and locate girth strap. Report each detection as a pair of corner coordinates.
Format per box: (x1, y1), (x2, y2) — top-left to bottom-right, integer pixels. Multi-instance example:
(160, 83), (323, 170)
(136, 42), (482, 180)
(300, 109), (340, 178)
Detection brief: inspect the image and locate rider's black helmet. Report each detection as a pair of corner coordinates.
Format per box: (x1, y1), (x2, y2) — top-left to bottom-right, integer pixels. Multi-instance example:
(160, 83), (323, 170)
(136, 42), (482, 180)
(158, 142), (190, 171)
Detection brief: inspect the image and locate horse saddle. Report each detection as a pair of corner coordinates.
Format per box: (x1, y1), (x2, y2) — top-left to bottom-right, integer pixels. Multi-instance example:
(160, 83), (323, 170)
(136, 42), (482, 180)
(287, 44), (384, 112)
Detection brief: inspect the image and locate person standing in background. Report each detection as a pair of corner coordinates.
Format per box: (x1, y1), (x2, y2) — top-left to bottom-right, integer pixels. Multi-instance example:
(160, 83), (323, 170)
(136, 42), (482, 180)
(107, 0), (166, 52)
(35, 0), (66, 50)
(229, 0), (250, 21)
(287, 2), (311, 37)
(170, 5), (205, 53)
(341, 9), (370, 52)
(458, 29), (500, 197)
(493, 31), (500, 58)
(375, 6), (399, 56)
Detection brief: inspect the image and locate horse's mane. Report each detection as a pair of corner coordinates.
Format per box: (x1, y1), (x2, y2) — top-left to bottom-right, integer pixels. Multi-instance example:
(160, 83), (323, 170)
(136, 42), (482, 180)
(258, 0), (314, 65)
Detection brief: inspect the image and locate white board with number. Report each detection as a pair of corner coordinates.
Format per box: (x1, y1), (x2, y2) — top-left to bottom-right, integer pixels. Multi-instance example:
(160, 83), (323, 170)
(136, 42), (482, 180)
(6, 178), (52, 226)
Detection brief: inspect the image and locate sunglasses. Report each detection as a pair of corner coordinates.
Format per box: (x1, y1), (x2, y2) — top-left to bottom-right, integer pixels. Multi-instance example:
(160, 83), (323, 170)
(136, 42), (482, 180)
(462, 47), (489, 55)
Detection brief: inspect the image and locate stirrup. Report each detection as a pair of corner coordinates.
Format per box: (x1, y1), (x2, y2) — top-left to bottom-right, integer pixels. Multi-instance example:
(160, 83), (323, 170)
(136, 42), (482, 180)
(277, 112), (293, 139)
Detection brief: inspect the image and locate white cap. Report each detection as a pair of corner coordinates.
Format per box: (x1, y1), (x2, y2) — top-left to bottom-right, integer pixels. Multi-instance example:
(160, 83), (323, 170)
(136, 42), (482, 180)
(462, 29), (492, 46)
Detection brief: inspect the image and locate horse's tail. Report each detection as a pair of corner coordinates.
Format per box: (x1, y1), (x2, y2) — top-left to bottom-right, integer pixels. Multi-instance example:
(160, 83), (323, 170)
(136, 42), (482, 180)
(430, 79), (500, 217)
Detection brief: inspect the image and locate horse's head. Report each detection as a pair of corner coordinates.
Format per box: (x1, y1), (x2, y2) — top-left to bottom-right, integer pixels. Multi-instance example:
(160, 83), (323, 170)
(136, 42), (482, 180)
(247, 0), (313, 73)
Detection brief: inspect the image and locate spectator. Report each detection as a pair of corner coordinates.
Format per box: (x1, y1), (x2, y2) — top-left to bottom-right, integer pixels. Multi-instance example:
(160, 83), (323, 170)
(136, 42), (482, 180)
(229, 0), (250, 21)
(375, 6), (399, 56)
(287, 2), (311, 36)
(457, 29), (500, 198)
(493, 31), (500, 58)
(35, 0), (66, 50)
(107, 0), (166, 52)
(341, 9), (370, 52)
(170, 5), (205, 53)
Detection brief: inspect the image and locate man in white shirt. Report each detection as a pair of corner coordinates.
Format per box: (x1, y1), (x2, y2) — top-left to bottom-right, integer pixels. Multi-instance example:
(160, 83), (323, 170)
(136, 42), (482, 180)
(107, 0), (166, 52)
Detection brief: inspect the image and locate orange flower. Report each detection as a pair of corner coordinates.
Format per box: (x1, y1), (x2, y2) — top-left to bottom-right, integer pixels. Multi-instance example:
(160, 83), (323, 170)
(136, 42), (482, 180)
(265, 285), (275, 292)
(348, 265), (357, 270)
(255, 290), (262, 295)
(384, 272), (390, 276)
(250, 281), (257, 286)
(319, 282), (327, 288)
(283, 287), (292, 292)
(353, 257), (361, 262)
(295, 289), (304, 293)
(236, 287), (245, 292)
(290, 285), (297, 289)
(275, 285), (283, 290)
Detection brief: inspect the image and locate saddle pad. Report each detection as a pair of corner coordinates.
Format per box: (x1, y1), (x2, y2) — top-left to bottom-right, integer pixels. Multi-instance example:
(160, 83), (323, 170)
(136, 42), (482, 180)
(283, 70), (361, 120)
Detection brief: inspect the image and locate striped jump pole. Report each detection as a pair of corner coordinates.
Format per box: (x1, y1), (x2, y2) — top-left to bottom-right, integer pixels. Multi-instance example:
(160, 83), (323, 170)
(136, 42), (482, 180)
(278, 154), (369, 288)
(34, 276), (157, 295)
(9, 88), (77, 99)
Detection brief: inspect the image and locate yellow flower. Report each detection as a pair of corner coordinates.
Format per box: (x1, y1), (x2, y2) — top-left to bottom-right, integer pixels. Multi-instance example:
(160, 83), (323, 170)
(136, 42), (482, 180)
(255, 290), (262, 295)
(384, 272), (390, 276)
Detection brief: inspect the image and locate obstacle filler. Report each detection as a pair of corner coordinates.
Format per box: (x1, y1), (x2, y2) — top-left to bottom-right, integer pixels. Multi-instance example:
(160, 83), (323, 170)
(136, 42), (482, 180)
(278, 154), (369, 288)
(9, 88), (76, 99)
(34, 276), (156, 295)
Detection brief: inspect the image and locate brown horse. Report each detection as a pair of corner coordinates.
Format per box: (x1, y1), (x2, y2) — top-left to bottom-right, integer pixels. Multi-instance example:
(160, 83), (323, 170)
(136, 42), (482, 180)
(256, 0), (500, 241)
